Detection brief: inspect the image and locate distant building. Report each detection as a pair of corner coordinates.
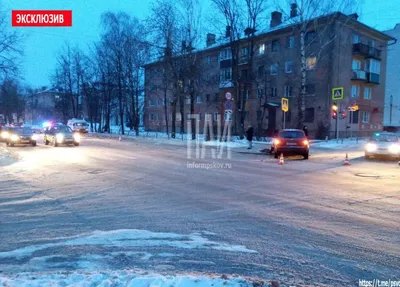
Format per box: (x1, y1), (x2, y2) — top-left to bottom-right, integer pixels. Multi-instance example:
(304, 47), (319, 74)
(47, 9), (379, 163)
(144, 9), (395, 138)
(24, 87), (64, 125)
(384, 24), (400, 129)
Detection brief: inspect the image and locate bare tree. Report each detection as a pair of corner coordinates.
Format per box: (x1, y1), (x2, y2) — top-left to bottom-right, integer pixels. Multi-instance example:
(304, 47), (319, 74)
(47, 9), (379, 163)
(0, 9), (23, 79)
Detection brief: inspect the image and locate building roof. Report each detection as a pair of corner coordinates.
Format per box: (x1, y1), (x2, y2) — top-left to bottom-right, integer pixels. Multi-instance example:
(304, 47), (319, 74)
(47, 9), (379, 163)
(144, 12), (395, 68)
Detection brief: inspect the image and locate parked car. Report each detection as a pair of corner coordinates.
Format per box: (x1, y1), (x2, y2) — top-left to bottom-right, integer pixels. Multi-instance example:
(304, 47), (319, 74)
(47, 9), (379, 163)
(364, 132), (400, 159)
(5, 126), (38, 147)
(271, 129), (310, 159)
(67, 119), (89, 133)
(44, 125), (80, 147)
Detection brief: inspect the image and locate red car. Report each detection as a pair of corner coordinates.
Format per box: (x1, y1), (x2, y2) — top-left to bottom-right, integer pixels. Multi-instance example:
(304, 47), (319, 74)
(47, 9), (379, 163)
(271, 129), (310, 159)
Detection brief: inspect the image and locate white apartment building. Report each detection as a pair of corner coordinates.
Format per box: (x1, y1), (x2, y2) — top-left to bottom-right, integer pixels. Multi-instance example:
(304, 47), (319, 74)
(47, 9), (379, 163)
(384, 24), (400, 128)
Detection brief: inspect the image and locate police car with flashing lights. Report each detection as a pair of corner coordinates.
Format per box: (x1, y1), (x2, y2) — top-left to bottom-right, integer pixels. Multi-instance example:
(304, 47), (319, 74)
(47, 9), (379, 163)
(43, 124), (81, 147)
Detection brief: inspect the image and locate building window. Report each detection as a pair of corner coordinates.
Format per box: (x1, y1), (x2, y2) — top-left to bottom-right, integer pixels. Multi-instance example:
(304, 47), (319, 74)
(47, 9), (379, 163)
(257, 88), (264, 99)
(241, 47), (249, 57)
(196, 95), (202, 104)
(259, 43), (265, 55)
(305, 31), (316, 44)
(205, 113), (212, 121)
(304, 108), (315, 123)
(270, 64), (278, 75)
(206, 55), (212, 65)
(351, 85), (360, 98)
(364, 87), (371, 99)
(284, 85), (292, 97)
(214, 112), (221, 121)
(186, 113), (191, 120)
(149, 98), (156, 106)
(352, 59), (361, 70)
(206, 94), (210, 102)
(176, 113), (182, 121)
(285, 61), (293, 73)
(214, 93), (219, 102)
(353, 34), (360, 44)
(306, 57), (317, 70)
(149, 113), (155, 120)
(258, 65), (264, 77)
(219, 48), (232, 61)
(158, 98), (164, 106)
(270, 87), (277, 98)
(287, 36), (294, 48)
(362, 111), (370, 123)
(185, 97), (191, 104)
(366, 59), (381, 74)
(197, 113), (202, 121)
(305, 84), (315, 95)
(220, 68), (232, 81)
(272, 40), (279, 52)
(349, 110), (359, 124)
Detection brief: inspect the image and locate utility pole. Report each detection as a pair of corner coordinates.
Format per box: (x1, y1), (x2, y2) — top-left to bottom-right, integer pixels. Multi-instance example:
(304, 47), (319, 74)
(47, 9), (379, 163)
(390, 95), (393, 124)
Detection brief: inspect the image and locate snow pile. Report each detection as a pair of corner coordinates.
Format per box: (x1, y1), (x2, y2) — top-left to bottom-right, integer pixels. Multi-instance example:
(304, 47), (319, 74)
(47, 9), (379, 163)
(0, 271), (261, 287)
(312, 138), (367, 150)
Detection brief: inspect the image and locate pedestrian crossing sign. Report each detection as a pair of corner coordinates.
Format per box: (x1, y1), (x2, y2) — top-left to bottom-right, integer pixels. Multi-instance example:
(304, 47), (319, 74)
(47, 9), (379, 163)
(281, 97), (289, 112)
(332, 87), (344, 101)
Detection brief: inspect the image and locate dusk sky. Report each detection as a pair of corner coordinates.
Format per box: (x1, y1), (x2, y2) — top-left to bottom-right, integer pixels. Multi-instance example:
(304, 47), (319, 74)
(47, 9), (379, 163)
(3, 0), (399, 88)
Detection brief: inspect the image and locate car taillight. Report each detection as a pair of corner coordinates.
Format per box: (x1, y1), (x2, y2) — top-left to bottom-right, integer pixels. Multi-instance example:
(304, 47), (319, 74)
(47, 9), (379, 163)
(274, 139), (280, 145)
(303, 140), (309, 145)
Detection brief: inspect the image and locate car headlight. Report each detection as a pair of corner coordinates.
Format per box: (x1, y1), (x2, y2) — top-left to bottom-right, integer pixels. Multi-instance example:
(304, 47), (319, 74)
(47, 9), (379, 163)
(11, 134), (19, 141)
(365, 143), (377, 152)
(1, 131), (9, 139)
(73, 133), (81, 142)
(388, 144), (400, 154)
(31, 134), (38, 141)
(56, 133), (64, 143)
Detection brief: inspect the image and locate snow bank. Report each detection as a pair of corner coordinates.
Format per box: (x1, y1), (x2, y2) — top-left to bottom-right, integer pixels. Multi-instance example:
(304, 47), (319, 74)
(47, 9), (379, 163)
(312, 138), (367, 150)
(0, 271), (261, 287)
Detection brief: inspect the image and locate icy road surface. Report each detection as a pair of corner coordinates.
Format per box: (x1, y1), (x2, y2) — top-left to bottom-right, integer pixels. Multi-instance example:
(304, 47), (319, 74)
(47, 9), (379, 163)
(0, 138), (399, 286)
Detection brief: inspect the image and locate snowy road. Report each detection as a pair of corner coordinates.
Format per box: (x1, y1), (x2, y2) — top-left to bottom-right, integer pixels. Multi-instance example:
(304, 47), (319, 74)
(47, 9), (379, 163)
(0, 137), (399, 286)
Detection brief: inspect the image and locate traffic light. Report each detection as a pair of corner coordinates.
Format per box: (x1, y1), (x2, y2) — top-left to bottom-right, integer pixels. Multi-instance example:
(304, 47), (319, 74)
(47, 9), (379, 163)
(341, 111), (347, 119)
(332, 103), (338, 119)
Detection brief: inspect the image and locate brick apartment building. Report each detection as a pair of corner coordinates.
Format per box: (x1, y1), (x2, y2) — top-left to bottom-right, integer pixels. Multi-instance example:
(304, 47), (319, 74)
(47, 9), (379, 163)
(144, 7), (395, 138)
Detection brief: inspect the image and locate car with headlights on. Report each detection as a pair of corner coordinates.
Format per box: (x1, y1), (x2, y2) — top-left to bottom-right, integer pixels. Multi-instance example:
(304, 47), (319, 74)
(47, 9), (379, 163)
(0, 126), (10, 142)
(5, 126), (38, 147)
(44, 125), (80, 147)
(365, 132), (400, 159)
(271, 129), (310, 159)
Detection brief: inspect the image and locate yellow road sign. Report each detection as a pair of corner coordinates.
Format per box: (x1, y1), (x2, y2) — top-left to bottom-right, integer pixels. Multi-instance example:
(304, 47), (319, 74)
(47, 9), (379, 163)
(281, 97), (289, 112)
(332, 87), (344, 101)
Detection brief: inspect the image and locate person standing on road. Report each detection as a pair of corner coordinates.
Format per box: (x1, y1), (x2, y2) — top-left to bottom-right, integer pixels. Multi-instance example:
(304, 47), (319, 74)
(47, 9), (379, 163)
(303, 125), (308, 138)
(246, 125), (254, 150)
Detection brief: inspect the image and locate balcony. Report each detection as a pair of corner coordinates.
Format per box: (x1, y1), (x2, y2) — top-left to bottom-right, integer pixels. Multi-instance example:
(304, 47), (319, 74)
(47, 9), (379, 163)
(367, 72), (380, 84)
(351, 70), (367, 81)
(352, 43), (381, 60)
(238, 56), (249, 65)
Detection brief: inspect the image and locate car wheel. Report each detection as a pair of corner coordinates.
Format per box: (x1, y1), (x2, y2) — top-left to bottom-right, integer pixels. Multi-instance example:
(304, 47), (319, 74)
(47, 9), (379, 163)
(6, 142), (9, 146)
(45, 138), (49, 145)
(53, 138), (58, 147)
(365, 154), (370, 160)
(74, 142), (79, 146)
(10, 143), (14, 147)
(274, 151), (279, 159)
(303, 152), (309, 160)
(31, 141), (37, 147)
